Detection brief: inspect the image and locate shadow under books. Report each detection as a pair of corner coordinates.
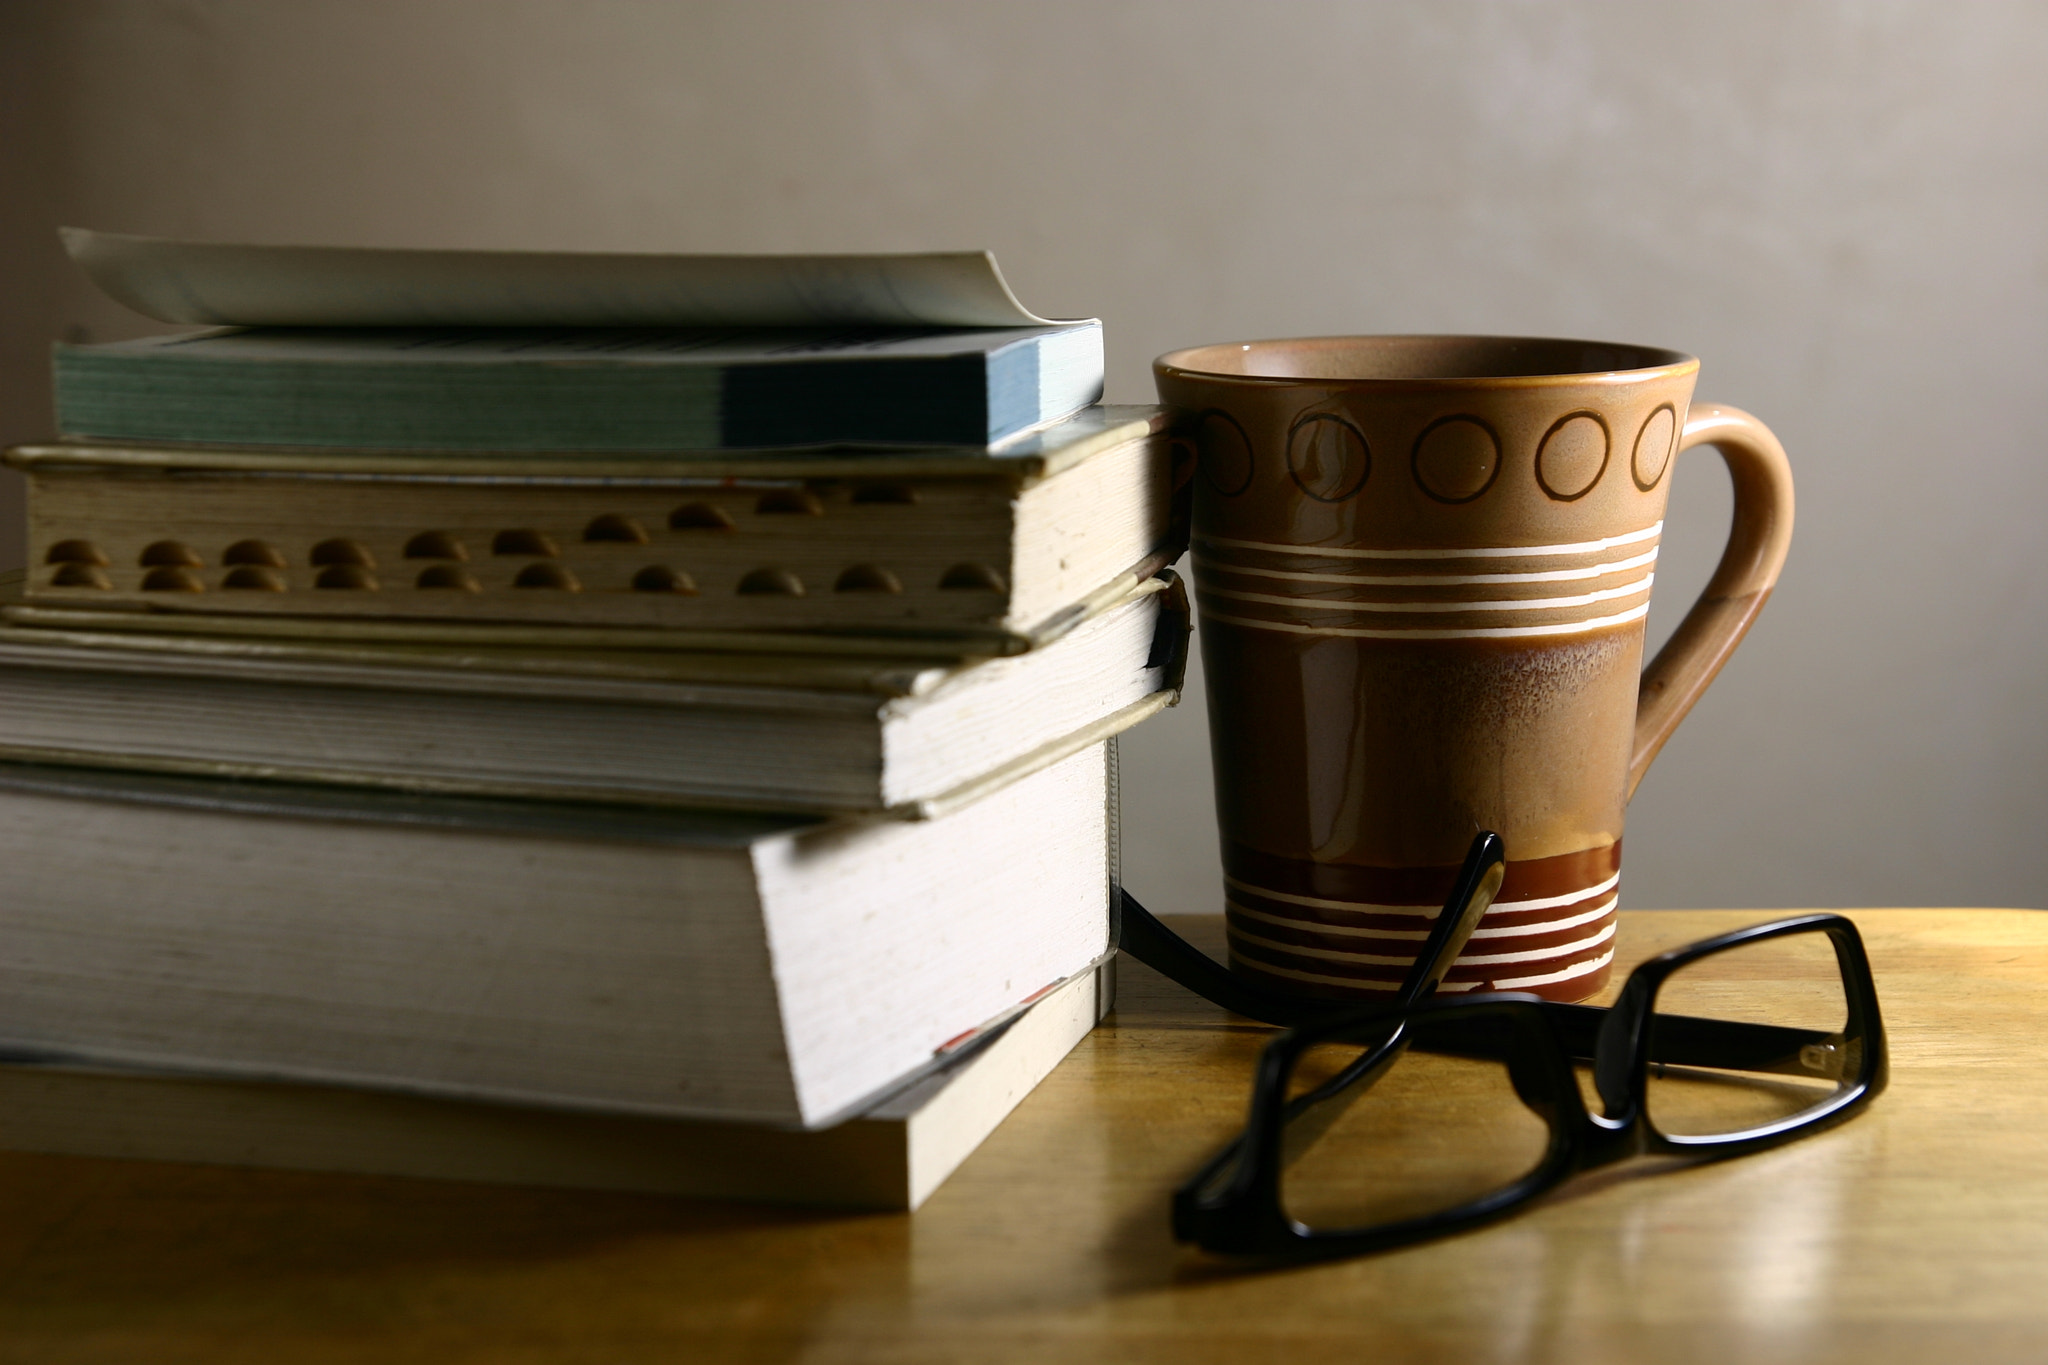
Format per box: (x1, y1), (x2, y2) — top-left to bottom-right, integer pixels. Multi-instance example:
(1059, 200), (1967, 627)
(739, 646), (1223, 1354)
(0, 1150), (901, 1321)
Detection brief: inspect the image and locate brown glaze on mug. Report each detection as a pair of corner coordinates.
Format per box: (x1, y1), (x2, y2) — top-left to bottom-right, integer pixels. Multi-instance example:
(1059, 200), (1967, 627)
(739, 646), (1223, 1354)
(1155, 337), (1793, 1003)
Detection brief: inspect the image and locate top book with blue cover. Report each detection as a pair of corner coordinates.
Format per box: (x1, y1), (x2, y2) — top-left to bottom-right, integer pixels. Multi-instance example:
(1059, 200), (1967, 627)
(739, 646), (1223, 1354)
(52, 230), (1105, 451)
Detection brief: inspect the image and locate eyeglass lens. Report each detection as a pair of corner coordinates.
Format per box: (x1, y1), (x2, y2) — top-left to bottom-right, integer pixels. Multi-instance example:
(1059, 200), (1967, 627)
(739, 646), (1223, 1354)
(1279, 1013), (1553, 1233)
(1646, 928), (1854, 1139)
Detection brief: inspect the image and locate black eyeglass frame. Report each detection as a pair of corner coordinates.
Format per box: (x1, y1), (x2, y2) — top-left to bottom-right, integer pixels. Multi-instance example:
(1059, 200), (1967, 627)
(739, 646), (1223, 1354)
(1165, 912), (1889, 1259)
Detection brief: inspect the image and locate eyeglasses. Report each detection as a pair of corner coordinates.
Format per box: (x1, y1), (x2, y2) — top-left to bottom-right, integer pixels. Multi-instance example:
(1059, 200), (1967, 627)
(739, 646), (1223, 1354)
(1115, 833), (1889, 1260)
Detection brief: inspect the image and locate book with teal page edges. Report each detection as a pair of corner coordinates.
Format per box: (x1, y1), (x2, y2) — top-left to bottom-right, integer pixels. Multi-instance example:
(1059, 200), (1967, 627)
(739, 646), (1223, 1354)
(54, 230), (1104, 450)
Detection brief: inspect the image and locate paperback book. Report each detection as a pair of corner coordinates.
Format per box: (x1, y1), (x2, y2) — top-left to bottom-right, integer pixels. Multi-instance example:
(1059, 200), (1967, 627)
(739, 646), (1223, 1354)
(56, 229), (1105, 450)
(0, 574), (1188, 815)
(0, 961), (1111, 1211)
(0, 745), (1115, 1129)
(10, 407), (1185, 647)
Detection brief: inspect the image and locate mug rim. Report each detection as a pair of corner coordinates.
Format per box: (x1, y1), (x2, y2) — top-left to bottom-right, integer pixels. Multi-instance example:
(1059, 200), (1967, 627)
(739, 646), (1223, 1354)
(1154, 334), (1700, 389)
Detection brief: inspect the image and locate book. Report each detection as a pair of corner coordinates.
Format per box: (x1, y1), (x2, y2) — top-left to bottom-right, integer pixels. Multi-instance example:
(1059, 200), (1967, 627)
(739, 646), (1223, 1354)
(0, 960), (1111, 1211)
(0, 744), (1114, 1129)
(0, 574), (1188, 816)
(54, 324), (1105, 452)
(8, 406), (1185, 647)
(56, 230), (1105, 450)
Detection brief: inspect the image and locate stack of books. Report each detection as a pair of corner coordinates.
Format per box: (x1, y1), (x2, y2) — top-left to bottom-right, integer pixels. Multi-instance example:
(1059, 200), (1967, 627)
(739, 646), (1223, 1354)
(0, 232), (1191, 1210)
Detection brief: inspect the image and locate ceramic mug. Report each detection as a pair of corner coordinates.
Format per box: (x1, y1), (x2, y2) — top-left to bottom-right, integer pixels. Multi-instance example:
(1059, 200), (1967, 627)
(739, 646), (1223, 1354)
(1155, 336), (1793, 1003)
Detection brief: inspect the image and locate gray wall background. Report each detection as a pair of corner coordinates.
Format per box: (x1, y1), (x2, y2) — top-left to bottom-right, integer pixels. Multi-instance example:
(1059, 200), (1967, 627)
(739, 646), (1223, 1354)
(3, 1), (2043, 911)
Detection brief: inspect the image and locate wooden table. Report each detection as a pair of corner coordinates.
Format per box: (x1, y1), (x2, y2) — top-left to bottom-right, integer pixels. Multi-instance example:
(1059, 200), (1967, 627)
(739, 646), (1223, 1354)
(2, 908), (2044, 1362)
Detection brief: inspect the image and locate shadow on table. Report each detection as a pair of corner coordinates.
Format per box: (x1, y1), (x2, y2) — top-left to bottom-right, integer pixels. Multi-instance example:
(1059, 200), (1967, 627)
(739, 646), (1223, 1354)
(0, 1150), (902, 1354)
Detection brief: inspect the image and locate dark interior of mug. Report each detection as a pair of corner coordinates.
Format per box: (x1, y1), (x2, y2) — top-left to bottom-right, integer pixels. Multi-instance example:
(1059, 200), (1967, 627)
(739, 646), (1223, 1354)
(1162, 335), (1692, 381)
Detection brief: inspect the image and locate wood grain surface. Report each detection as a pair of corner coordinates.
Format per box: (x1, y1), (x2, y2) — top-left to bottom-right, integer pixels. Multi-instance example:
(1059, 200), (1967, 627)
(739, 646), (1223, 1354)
(1, 908), (2043, 1363)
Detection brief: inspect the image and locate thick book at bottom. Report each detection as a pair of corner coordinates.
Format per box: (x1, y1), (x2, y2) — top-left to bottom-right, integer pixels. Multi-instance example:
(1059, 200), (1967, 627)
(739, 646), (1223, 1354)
(0, 746), (1112, 1128)
(0, 961), (1110, 1212)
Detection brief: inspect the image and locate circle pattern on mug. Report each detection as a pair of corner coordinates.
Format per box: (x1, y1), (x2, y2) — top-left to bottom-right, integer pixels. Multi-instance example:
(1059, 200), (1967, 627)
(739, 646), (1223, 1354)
(1412, 416), (1501, 503)
(1632, 404), (1677, 491)
(1197, 409), (1256, 497)
(1536, 412), (1610, 501)
(1286, 413), (1371, 502)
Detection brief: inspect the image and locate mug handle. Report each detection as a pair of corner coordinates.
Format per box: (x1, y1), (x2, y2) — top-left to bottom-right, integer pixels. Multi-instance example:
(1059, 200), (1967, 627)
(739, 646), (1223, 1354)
(1626, 404), (1795, 801)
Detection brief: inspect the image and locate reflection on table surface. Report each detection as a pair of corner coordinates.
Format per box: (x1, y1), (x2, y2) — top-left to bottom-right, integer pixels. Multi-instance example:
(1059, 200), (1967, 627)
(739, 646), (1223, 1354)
(1, 909), (2043, 1364)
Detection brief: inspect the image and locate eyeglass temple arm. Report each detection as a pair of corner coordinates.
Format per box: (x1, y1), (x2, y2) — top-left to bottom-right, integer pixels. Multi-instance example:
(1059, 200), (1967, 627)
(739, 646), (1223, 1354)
(1115, 831), (1508, 1026)
(1395, 832), (1505, 1002)
(1254, 825), (1509, 1172)
(1115, 887), (1332, 1027)
(1539, 1002), (1846, 1078)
